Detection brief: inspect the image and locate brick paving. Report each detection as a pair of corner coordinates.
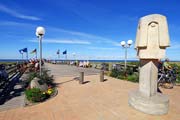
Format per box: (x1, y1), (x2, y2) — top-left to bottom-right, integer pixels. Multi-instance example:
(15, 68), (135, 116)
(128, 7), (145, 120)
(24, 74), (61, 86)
(0, 63), (179, 120)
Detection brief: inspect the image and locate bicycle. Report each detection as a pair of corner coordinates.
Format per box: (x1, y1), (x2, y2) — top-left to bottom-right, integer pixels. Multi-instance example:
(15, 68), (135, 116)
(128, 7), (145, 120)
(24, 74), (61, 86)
(157, 68), (177, 89)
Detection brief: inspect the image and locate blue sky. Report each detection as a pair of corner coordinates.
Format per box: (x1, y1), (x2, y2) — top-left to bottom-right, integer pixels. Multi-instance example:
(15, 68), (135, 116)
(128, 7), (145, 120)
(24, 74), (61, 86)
(0, 0), (180, 60)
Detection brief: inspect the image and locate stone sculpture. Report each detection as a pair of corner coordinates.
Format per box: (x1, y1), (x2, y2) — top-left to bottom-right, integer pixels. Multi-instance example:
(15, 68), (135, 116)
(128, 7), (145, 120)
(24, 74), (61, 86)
(129, 14), (170, 115)
(30, 77), (48, 92)
(135, 14), (170, 59)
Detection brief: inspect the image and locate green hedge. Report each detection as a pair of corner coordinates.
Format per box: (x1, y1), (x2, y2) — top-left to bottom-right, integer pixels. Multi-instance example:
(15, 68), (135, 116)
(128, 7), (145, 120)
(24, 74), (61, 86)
(170, 63), (180, 83)
(27, 69), (54, 86)
(110, 68), (139, 83)
(25, 88), (47, 102)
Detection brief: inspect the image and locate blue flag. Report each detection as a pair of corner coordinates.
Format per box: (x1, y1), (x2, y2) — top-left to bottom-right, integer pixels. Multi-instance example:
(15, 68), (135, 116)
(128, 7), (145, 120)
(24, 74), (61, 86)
(22, 48), (28, 52)
(19, 48), (28, 53)
(19, 49), (23, 54)
(63, 50), (67, 54)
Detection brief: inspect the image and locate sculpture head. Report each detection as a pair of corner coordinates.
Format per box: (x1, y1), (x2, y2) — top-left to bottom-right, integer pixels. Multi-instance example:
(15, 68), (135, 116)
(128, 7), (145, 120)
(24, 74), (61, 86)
(135, 14), (170, 59)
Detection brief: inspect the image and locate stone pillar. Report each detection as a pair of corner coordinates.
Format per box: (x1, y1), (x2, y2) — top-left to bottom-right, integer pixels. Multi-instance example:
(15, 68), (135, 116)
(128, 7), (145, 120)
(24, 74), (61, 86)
(100, 70), (104, 82)
(128, 14), (170, 115)
(139, 59), (158, 97)
(79, 72), (84, 84)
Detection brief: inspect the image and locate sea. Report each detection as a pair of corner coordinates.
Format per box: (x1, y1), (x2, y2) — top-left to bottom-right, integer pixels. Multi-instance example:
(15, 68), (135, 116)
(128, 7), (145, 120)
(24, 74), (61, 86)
(0, 59), (138, 63)
(0, 59), (180, 63)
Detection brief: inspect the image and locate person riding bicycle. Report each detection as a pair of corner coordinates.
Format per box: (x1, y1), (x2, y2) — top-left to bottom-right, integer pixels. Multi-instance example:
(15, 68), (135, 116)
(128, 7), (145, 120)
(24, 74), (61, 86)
(163, 58), (176, 79)
(163, 58), (172, 72)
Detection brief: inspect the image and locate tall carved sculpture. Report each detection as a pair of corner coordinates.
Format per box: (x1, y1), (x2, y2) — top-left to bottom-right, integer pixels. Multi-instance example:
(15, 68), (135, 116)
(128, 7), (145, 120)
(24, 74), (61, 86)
(128, 14), (170, 115)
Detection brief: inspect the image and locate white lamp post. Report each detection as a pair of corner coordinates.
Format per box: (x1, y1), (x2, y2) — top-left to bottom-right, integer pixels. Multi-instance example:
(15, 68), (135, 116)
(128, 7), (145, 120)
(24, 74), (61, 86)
(36, 26), (45, 76)
(120, 40), (133, 70)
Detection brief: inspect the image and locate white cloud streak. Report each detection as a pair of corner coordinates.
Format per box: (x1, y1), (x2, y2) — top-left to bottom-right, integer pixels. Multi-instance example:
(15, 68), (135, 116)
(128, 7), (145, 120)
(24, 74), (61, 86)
(48, 26), (120, 46)
(0, 20), (120, 46)
(87, 47), (118, 50)
(0, 4), (41, 20)
(29, 39), (91, 45)
(0, 21), (36, 27)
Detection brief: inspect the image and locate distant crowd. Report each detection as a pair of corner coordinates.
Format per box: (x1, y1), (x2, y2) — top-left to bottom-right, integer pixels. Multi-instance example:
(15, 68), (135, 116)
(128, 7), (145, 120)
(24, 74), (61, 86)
(15, 59), (44, 74)
(48, 60), (92, 68)
(70, 60), (91, 68)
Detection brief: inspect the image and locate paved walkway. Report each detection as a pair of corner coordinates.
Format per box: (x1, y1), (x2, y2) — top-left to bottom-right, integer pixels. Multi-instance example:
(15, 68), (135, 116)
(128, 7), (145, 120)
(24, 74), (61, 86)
(0, 63), (179, 120)
(45, 63), (101, 78)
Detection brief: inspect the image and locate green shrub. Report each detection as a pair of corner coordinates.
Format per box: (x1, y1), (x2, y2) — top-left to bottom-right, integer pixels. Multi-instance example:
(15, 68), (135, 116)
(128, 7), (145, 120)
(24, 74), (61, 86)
(40, 70), (54, 85)
(170, 63), (180, 83)
(25, 88), (46, 102)
(128, 62), (140, 66)
(117, 74), (126, 80)
(27, 72), (38, 83)
(126, 67), (134, 75)
(110, 69), (127, 79)
(110, 69), (120, 78)
(176, 74), (180, 83)
(110, 68), (139, 83)
(127, 73), (139, 82)
(26, 69), (54, 86)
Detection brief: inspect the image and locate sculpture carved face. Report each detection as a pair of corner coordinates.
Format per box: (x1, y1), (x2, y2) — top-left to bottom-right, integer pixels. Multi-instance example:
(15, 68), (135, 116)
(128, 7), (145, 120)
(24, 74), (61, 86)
(135, 14), (170, 59)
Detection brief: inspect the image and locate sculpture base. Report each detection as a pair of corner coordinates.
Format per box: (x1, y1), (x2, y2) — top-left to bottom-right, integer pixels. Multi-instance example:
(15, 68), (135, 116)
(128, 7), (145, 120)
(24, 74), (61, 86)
(128, 90), (169, 115)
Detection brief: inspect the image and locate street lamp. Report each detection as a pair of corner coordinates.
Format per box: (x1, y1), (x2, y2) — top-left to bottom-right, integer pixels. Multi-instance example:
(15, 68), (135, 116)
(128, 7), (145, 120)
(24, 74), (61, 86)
(36, 26), (45, 76)
(120, 40), (133, 70)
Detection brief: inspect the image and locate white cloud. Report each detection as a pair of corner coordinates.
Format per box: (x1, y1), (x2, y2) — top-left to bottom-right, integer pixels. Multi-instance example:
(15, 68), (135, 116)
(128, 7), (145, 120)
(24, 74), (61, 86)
(48, 26), (119, 45)
(87, 47), (118, 50)
(0, 21), (35, 27)
(0, 20), (120, 46)
(29, 39), (91, 45)
(0, 4), (41, 20)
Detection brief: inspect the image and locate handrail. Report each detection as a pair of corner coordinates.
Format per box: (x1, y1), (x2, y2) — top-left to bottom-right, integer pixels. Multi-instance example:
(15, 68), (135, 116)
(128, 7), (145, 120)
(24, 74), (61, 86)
(0, 63), (23, 90)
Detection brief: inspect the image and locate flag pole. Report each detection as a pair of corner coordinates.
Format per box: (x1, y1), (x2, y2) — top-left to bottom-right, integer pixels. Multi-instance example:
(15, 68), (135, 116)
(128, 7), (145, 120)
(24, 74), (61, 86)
(66, 50), (67, 61)
(27, 51), (28, 60)
(36, 52), (37, 59)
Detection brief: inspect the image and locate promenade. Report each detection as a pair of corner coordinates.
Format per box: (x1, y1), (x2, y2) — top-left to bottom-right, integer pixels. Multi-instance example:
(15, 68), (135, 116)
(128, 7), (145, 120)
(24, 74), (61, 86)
(45, 63), (101, 78)
(0, 63), (179, 120)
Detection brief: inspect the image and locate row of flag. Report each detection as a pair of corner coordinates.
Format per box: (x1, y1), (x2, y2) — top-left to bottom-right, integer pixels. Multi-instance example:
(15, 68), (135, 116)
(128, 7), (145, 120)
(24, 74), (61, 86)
(19, 48), (37, 59)
(56, 50), (67, 55)
(19, 48), (66, 55)
(19, 48), (37, 54)
(19, 48), (67, 59)
(57, 50), (67, 59)
(19, 48), (28, 54)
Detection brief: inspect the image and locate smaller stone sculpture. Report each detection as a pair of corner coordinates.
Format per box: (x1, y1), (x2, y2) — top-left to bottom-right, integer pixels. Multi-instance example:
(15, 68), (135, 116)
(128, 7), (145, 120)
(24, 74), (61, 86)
(30, 77), (48, 92)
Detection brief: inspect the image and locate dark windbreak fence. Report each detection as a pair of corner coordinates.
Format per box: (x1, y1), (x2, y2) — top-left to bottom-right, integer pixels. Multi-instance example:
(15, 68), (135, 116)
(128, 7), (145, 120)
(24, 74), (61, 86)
(0, 63), (23, 104)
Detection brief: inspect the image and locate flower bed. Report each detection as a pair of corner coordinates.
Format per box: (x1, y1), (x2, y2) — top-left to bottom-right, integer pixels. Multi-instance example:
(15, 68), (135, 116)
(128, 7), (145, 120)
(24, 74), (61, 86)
(24, 67), (57, 106)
